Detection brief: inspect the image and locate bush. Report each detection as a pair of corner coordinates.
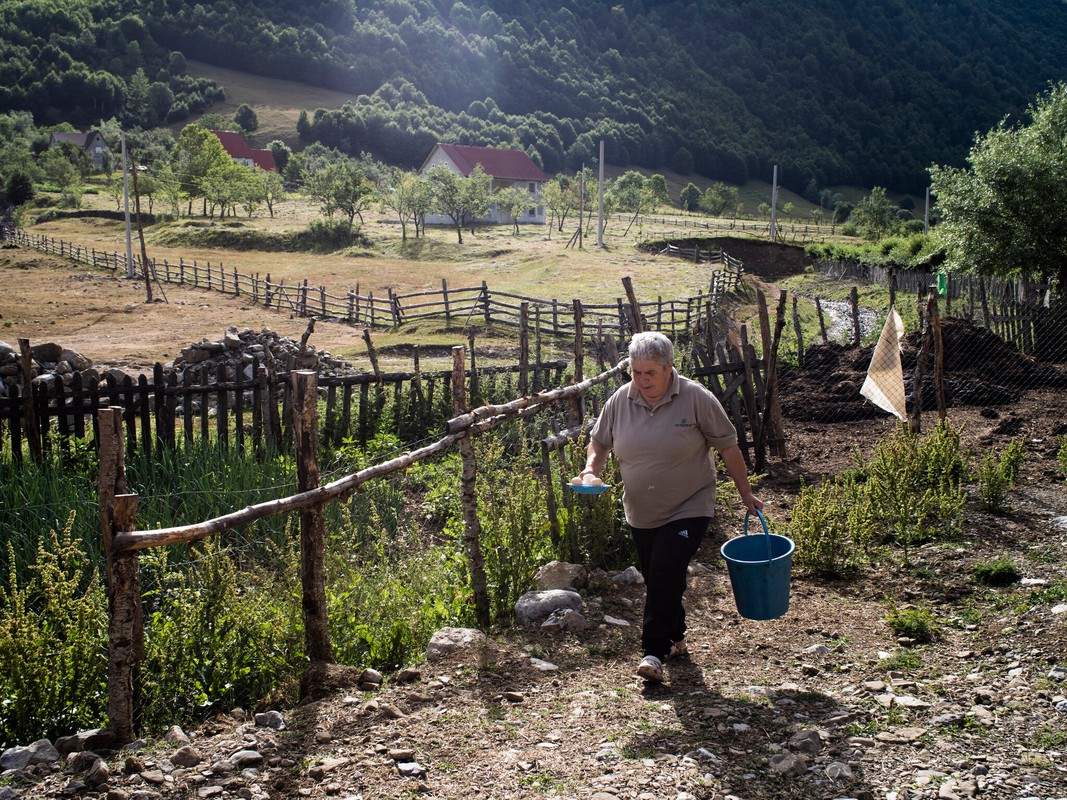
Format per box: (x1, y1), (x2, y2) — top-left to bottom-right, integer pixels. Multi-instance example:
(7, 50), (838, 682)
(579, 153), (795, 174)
(860, 421), (967, 561)
(0, 514), (108, 748)
(786, 475), (873, 577)
(886, 603), (939, 642)
(972, 557), (1021, 587)
(976, 438), (1025, 513)
(139, 539), (306, 727)
(1057, 435), (1067, 481)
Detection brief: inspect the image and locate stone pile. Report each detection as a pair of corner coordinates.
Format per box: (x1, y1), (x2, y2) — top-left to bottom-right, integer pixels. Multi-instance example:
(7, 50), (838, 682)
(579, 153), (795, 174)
(0, 339), (99, 399)
(170, 326), (359, 382)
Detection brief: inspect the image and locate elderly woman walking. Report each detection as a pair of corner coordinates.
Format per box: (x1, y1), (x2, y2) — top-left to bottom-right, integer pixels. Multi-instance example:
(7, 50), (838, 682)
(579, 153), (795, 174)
(579, 331), (762, 682)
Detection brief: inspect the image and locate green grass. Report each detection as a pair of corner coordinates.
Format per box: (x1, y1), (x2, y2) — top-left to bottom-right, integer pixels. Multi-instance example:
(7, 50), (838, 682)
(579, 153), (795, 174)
(972, 557), (1021, 587)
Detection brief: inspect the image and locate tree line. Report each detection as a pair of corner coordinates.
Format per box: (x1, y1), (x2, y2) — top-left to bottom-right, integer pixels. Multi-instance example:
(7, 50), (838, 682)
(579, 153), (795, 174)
(5, 0), (1067, 196)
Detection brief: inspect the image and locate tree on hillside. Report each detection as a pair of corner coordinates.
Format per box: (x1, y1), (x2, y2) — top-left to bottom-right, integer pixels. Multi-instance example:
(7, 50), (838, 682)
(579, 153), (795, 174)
(680, 183), (701, 212)
(700, 182), (738, 217)
(425, 164), (492, 244)
(260, 170), (285, 218)
(234, 104), (259, 132)
(495, 186), (536, 234)
(930, 82), (1067, 295)
(611, 170), (656, 235)
(850, 187), (897, 239)
(379, 169), (430, 240)
(174, 124), (230, 215)
(306, 158), (375, 234)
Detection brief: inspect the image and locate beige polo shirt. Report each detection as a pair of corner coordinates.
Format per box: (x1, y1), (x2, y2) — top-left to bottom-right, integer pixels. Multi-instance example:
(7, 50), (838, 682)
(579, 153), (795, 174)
(590, 369), (737, 528)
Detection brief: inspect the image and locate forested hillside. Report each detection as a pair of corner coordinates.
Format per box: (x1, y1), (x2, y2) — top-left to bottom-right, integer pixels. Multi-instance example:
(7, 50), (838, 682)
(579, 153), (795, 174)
(4, 0), (1067, 193)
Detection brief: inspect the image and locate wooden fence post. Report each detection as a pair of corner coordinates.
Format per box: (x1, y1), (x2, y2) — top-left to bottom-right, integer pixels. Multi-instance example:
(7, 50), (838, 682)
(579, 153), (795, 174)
(99, 407), (143, 744)
(292, 371), (334, 664)
(17, 338), (43, 465)
(622, 276), (645, 333)
(451, 346), (491, 628)
(850, 285), (861, 347)
(929, 292), (947, 421)
(442, 278), (451, 326)
(519, 302), (530, 396)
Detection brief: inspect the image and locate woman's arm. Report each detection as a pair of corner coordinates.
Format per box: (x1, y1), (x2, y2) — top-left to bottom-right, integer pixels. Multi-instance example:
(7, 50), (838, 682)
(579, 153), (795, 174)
(718, 444), (762, 514)
(579, 439), (611, 479)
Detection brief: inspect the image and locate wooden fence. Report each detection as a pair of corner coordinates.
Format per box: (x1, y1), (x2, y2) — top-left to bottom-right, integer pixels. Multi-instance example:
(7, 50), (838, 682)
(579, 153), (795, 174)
(0, 349), (569, 465)
(3, 227), (745, 339)
(98, 356), (632, 741)
(813, 258), (1060, 357)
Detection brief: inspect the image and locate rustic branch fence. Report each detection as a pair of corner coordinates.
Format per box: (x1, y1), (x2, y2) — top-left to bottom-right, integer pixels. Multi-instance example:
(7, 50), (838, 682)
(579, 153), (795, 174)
(98, 356), (632, 741)
(0, 349), (570, 465)
(3, 227), (744, 339)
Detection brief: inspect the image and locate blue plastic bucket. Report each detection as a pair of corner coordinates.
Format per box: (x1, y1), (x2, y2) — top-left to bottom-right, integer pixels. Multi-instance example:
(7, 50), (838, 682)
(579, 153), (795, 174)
(720, 510), (795, 620)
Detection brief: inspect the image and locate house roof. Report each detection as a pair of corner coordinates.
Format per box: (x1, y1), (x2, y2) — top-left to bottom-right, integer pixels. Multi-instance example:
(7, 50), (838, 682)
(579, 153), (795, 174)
(50, 131), (105, 148)
(210, 130), (256, 160)
(252, 149), (277, 172)
(210, 130), (277, 171)
(426, 143), (546, 182)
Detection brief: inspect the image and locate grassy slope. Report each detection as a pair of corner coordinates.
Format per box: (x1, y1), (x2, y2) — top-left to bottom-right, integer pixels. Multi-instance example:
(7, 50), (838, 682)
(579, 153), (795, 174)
(182, 61), (923, 213)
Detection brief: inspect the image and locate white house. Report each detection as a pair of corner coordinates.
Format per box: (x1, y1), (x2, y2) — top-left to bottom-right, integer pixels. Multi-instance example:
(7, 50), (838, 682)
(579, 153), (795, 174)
(420, 143), (546, 226)
(48, 131), (111, 170)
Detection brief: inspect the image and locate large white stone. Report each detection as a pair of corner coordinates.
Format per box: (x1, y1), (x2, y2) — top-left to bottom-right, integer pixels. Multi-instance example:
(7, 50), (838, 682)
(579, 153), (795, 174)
(426, 627), (487, 663)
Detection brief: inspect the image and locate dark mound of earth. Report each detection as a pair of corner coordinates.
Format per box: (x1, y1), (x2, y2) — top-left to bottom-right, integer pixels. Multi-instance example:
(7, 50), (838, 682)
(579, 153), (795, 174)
(779, 317), (1067, 422)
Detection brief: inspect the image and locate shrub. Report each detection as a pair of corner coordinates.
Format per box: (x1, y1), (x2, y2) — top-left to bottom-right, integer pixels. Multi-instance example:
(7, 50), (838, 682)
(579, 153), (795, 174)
(1057, 435), (1067, 481)
(786, 475), (873, 577)
(972, 557), (1021, 587)
(976, 438), (1025, 513)
(860, 421), (967, 561)
(886, 603), (939, 642)
(139, 538), (305, 727)
(0, 514), (108, 748)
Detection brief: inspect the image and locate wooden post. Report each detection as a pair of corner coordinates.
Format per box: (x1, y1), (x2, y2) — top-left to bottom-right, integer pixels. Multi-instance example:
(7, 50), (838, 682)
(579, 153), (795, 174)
(850, 285), (861, 347)
(451, 346), (490, 628)
(481, 280), (491, 326)
(292, 371), (334, 664)
(519, 302), (530, 396)
(791, 296), (804, 368)
(929, 292), (947, 421)
(815, 297), (828, 343)
(362, 328), (384, 420)
(441, 278), (451, 326)
(572, 300), (585, 383)
(622, 276), (645, 333)
(17, 338), (42, 464)
(99, 408), (143, 744)
(760, 291), (789, 459)
(909, 295), (933, 434)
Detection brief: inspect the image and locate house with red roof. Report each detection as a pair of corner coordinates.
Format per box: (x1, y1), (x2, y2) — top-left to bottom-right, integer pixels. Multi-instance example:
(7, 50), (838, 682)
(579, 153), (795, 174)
(210, 130), (278, 172)
(420, 143), (546, 226)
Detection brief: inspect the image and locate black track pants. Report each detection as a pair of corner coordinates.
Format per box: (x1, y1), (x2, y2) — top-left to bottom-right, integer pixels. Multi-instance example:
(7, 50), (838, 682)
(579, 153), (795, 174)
(629, 516), (710, 661)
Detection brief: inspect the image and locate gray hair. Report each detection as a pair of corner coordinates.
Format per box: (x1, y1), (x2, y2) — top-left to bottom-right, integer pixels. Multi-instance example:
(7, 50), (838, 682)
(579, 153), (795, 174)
(627, 331), (674, 368)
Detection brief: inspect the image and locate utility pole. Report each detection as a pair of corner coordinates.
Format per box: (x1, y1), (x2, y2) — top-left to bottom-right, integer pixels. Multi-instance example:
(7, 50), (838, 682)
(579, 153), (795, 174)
(120, 130), (135, 279)
(924, 186), (930, 233)
(769, 164), (779, 243)
(597, 139), (605, 248)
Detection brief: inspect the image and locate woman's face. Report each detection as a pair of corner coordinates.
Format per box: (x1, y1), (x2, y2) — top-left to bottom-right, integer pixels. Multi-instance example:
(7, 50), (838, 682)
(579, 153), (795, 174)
(630, 358), (672, 405)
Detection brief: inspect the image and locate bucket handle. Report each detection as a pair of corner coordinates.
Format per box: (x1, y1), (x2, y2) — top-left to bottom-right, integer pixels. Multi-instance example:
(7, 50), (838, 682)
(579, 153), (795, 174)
(743, 508), (773, 563)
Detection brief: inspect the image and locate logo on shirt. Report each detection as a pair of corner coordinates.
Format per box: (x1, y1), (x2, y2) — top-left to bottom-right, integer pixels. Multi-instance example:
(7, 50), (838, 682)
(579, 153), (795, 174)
(674, 417), (693, 428)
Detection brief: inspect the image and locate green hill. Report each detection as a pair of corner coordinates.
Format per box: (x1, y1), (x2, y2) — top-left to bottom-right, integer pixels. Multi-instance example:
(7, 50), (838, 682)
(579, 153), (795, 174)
(4, 0), (1067, 195)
